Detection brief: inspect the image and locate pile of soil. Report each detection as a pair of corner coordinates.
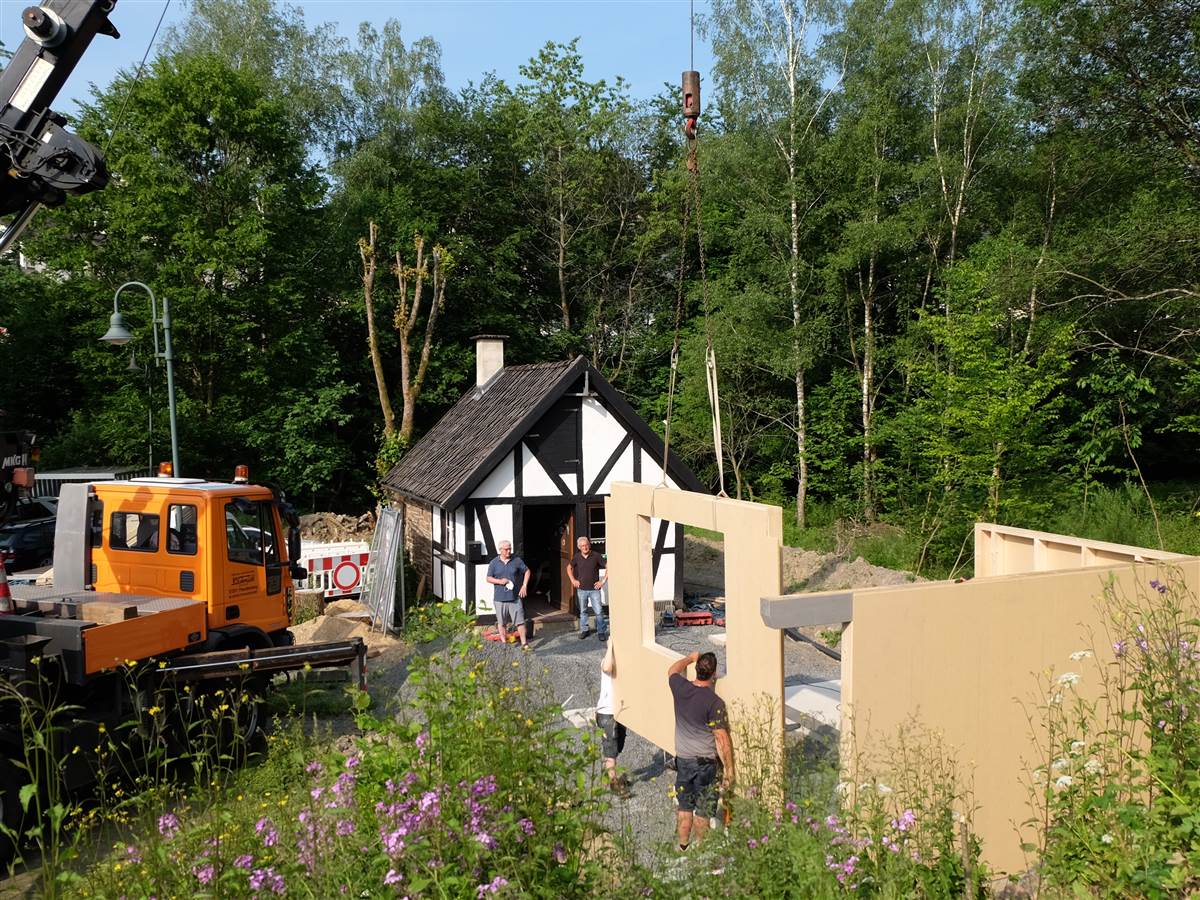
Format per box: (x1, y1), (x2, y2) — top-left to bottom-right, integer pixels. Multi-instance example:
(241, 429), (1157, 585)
(683, 534), (920, 596)
(289, 598), (404, 654)
(299, 511), (376, 543)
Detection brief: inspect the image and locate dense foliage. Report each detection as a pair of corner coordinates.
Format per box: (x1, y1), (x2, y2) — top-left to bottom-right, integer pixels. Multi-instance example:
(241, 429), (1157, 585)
(1, 0), (1197, 569)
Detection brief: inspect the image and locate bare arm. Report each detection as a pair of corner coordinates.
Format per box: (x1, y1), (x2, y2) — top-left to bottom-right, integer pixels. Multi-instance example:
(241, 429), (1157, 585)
(714, 728), (735, 789)
(567, 561), (579, 588)
(601, 642), (615, 675)
(668, 651), (699, 679)
(519, 566), (531, 598)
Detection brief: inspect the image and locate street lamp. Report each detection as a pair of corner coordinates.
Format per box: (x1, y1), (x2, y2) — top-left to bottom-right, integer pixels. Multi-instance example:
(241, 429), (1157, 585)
(99, 281), (180, 476)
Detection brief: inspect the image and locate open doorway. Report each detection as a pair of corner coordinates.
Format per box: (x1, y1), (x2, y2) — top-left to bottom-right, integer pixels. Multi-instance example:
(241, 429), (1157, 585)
(521, 504), (574, 616)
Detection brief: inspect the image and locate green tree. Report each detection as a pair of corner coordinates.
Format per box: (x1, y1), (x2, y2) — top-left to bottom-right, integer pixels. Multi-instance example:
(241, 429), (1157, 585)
(25, 53), (362, 504)
(704, 0), (840, 527)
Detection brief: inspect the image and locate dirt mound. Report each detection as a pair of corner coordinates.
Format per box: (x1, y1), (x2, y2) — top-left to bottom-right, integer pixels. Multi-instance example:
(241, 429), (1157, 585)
(289, 598), (404, 653)
(683, 534), (920, 597)
(300, 511), (376, 543)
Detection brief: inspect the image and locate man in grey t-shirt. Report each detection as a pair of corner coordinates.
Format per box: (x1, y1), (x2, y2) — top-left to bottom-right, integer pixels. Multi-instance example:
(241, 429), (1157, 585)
(667, 651), (735, 850)
(485, 540), (532, 648)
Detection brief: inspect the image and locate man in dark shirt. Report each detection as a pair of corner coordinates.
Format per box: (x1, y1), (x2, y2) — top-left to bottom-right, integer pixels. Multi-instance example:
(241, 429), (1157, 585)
(485, 540), (532, 648)
(668, 651), (735, 850)
(568, 535), (608, 640)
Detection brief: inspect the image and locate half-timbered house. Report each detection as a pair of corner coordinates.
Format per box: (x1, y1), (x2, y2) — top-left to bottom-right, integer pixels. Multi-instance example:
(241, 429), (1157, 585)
(383, 336), (704, 621)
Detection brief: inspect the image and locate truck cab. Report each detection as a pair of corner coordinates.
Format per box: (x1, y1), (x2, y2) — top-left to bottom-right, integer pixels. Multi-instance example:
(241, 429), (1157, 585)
(57, 469), (302, 650)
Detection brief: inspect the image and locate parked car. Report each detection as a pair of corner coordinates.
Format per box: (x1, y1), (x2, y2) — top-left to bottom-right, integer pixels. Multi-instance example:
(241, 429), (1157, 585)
(11, 498), (57, 522)
(0, 518), (55, 574)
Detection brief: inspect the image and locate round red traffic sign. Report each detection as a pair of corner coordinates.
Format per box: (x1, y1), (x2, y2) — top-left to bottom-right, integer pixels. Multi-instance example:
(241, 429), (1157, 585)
(332, 560), (361, 592)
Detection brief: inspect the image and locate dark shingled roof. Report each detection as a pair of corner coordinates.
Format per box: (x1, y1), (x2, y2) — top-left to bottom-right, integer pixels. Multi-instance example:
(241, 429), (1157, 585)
(383, 355), (703, 507)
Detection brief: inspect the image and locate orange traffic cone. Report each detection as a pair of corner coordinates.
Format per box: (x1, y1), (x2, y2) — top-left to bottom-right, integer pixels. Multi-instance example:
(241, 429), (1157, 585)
(0, 564), (12, 615)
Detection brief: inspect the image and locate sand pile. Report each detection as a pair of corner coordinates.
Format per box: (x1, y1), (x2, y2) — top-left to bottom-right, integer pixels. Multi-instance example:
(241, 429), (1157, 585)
(289, 598), (404, 654)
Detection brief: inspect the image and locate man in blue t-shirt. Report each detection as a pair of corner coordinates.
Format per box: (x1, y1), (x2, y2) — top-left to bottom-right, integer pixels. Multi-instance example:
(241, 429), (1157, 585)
(486, 540), (532, 648)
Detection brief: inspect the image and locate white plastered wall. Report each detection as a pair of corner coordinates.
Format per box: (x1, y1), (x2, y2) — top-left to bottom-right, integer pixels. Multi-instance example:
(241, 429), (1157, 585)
(473, 504), (514, 615)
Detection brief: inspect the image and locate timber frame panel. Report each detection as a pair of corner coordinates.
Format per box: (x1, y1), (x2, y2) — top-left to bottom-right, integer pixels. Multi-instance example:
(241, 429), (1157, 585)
(606, 482), (784, 762)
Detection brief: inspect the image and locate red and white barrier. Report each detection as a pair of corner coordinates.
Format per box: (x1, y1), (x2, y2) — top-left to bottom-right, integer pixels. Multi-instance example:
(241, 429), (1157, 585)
(298, 542), (371, 598)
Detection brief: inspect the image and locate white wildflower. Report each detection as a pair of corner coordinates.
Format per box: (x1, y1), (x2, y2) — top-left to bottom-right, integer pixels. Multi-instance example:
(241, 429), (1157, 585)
(1084, 758), (1103, 775)
(1055, 774), (1073, 788)
(1049, 692), (1064, 705)
(1057, 672), (1081, 687)
(1070, 741), (1086, 755)
(875, 783), (894, 796)
(1069, 650), (1093, 661)
(1051, 757), (1070, 772)
(1100, 833), (1113, 845)
(835, 782), (850, 795)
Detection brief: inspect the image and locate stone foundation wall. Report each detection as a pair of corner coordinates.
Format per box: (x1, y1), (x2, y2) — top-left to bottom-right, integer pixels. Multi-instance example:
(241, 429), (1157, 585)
(391, 494), (433, 595)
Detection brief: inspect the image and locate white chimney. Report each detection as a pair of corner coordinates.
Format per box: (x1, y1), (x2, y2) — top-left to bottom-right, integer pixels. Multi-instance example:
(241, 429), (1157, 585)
(474, 334), (507, 387)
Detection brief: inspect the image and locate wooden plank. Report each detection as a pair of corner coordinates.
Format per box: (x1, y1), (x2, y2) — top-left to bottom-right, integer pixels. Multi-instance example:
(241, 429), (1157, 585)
(79, 601), (139, 624)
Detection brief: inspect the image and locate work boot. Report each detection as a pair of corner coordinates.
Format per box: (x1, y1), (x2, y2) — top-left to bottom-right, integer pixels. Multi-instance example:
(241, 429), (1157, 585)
(579, 629), (591, 640)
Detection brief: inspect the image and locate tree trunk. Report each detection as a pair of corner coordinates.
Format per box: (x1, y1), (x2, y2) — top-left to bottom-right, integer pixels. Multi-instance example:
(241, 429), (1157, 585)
(557, 146), (570, 331)
(359, 221), (395, 437)
(796, 368), (808, 530)
(400, 247), (446, 444)
(1025, 157), (1057, 356)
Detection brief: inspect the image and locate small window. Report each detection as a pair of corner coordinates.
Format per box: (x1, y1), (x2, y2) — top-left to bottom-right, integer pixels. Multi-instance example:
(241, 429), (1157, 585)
(226, 502), (262, 566)
(587, 503), (606, 555)
(440, 509), (453, 553)
(89, 502), (104, 548)
(167, 504), (198, 555)
(110, 512), (160, 552)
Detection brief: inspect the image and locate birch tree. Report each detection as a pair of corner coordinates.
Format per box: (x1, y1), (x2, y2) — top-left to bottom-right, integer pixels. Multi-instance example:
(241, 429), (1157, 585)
(704, 0), (841, 527)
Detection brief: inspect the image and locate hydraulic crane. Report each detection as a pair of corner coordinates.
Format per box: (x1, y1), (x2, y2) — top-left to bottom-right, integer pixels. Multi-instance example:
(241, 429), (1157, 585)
(0, 0), (117, 254)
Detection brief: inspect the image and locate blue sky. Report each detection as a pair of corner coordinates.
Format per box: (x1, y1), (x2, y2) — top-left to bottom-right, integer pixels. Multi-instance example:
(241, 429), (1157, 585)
(1, 0), (716, 117)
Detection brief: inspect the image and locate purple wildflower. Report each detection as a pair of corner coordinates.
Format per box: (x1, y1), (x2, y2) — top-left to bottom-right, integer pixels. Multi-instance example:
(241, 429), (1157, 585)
(157, 813), (180, 838)
(384, 869), (403, 886)
(306, 760), (324, 776)
(472, 775), (498, 798)
(193, 863), (215, 885)
(476, 875), (508, 897)
(249, 866), (287, 895)
(345, 753), (361, 769)
(519, 818), (535, 836)
(747, 838), (759, 849)
(124, 844), (142, 864)
(476, 831), (498, 850)
(1113, 640), (1127, 657)
(1150, 580), (1167, 594)
(553, 843), (567, 864)
(234, 854), (254, 870)
(337, 819), (356, 837)
(416, 731), (429, 751)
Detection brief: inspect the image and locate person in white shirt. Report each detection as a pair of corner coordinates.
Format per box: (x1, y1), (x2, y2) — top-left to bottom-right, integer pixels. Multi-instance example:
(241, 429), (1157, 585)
(596, 641), (630, 797)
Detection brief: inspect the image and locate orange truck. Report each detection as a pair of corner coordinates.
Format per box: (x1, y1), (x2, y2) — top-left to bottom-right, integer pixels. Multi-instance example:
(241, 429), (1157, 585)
(0, 465), (368, 859)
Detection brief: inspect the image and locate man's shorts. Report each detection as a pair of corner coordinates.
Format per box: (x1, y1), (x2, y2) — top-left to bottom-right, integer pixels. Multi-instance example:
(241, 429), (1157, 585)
(496, 599), (525, 628)
(595, 712), (626, 759)
(675, 757), (719, 817)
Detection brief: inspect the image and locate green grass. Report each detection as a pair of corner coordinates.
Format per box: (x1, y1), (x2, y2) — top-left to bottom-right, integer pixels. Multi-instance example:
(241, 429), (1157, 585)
(683, 524), (725, 542)
(264, 675), (360, 717)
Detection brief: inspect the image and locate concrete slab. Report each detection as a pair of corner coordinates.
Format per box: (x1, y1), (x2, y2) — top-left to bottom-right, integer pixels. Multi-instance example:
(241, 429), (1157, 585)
(784, 679), (841, 727)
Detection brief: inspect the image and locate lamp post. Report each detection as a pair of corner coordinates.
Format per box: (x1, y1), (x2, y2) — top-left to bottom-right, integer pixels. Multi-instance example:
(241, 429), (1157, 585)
(100, 281), (180, 476)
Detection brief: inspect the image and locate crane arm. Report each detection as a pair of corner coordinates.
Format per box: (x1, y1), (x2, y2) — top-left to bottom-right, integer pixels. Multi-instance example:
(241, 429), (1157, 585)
(0, 0), (120, 254)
